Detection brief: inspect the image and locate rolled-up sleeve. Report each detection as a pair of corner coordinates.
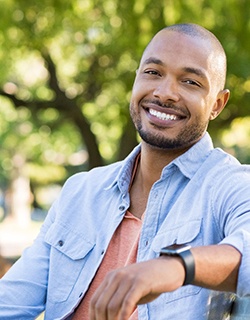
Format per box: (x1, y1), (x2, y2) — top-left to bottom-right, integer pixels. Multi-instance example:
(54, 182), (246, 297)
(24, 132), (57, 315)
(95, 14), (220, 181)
(221, 229), (250, 296)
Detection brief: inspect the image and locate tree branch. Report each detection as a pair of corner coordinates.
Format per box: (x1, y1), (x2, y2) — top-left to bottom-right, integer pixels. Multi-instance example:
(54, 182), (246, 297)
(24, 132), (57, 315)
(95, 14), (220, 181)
(0, 52), (104, 169)
(0, 90), (55, 109)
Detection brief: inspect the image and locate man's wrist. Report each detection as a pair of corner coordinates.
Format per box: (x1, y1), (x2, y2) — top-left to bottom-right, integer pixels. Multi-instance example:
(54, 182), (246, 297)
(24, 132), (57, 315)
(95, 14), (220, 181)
(178, 248), (195, 285)
(159, 244), (195, 286)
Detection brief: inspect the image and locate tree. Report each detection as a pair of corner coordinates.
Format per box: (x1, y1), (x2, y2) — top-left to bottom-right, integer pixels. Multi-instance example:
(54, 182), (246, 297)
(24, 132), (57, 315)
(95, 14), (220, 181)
(1, 0), (250, 217)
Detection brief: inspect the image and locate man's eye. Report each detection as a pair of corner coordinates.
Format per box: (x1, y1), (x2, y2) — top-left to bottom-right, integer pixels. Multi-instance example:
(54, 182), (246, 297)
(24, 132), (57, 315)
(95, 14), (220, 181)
(184, 79), (200, 87)
(144, 70), (160, 76)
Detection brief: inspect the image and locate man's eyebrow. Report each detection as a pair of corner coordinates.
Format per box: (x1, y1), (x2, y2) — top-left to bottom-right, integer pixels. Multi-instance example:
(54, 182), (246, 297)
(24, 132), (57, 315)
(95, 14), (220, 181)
(183, 67), (207, 80)
(143, 57), (164, 66)
(142, 58), (208, 81)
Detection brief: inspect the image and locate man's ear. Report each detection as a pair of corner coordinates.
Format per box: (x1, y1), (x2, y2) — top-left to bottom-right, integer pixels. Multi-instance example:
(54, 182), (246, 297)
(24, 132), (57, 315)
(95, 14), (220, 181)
(210, 89), (230, 120)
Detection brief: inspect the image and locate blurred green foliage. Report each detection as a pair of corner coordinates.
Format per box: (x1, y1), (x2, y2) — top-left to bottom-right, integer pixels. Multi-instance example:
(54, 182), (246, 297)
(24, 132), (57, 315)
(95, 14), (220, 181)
(0, 0), (250, 192)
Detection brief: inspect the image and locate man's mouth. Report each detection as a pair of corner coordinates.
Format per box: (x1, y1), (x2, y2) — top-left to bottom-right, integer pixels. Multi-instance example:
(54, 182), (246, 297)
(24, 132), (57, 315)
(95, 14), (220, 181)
(149, 108), (178, 121)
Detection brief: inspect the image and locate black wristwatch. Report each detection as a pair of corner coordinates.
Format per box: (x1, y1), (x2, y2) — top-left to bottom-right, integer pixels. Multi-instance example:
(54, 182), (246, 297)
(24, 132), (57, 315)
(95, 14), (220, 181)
(159, 244), (195, 286)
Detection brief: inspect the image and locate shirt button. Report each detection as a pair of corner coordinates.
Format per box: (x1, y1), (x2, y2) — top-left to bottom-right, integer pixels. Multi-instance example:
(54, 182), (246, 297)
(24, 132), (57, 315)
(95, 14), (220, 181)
(119, 205), (125, 211)
(58, 240), (64, 247)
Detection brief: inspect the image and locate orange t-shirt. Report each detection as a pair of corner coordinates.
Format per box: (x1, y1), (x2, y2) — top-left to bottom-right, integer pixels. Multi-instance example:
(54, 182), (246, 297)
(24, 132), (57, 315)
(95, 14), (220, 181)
(72, 211), (142, 319)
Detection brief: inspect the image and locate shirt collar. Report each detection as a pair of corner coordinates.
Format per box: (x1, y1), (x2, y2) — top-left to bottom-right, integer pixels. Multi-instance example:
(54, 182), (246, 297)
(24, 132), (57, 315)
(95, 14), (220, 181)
(109, 132), (214, 192)
(106, 144), (142, 193)
(169, 132), (214, 179)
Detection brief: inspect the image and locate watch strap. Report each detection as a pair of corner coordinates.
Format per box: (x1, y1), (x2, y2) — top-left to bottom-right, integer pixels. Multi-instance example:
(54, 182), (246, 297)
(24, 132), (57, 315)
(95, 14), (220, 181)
(178, 249), (195, 285)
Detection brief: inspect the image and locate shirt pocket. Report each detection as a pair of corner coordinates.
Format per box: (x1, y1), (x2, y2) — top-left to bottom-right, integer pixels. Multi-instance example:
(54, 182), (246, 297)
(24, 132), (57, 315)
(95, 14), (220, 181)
(151, 219), (203, 303)
(45, 222), (95, 302)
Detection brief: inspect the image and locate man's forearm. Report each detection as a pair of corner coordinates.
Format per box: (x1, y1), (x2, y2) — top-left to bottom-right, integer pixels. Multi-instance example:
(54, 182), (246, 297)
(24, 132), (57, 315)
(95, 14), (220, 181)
(191, 244), (241, 292)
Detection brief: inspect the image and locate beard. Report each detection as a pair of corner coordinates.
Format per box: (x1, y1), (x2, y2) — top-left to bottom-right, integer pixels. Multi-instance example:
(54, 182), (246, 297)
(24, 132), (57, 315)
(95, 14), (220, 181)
(130, 102), (208, 150)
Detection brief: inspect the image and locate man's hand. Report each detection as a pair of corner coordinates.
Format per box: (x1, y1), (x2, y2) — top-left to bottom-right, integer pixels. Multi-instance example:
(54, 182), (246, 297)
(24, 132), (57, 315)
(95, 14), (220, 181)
(89, 256), (185, 320)
(89, 244), (241, 319)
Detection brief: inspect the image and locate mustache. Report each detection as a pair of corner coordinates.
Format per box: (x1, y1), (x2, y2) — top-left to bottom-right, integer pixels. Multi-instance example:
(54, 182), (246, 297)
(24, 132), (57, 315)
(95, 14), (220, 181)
(141, 99), (189, 116)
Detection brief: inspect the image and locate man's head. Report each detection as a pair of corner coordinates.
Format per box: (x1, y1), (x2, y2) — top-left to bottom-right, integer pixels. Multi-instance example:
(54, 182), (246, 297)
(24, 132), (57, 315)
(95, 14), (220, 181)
(146, 23), (227, 90)
(130, 23), (230, 151)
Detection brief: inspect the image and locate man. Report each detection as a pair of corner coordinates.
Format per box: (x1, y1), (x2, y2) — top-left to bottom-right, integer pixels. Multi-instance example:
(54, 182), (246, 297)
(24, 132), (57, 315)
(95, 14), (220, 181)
(1, 23), (250, 320)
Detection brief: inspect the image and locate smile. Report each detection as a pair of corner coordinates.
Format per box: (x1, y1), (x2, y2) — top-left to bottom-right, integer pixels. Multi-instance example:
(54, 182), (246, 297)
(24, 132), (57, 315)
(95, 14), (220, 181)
(149, 108), (177, 121)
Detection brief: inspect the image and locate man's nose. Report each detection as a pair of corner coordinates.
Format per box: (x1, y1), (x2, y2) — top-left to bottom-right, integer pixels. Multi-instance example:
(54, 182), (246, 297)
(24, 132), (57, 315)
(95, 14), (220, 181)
(153, 77), (180, 102)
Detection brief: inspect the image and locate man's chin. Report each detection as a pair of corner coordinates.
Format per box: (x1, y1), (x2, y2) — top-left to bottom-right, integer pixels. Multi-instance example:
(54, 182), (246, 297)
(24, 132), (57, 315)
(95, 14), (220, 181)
(140, 135), (183, 150)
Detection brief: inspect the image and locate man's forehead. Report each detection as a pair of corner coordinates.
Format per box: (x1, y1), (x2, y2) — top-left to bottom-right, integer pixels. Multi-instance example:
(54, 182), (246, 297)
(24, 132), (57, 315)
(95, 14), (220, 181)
(141, 30), (213, 68)
(145, 30), (210, 55)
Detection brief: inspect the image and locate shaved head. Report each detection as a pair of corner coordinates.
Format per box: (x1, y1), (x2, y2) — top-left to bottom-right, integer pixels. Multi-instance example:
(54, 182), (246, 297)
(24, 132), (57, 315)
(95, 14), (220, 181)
(143, 23), (227, 90)
(130, 22), (230, 151)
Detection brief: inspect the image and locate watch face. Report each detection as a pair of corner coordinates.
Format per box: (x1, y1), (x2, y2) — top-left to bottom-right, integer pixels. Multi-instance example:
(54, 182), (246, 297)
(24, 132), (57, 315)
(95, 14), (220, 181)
(160, 244), (191, 255)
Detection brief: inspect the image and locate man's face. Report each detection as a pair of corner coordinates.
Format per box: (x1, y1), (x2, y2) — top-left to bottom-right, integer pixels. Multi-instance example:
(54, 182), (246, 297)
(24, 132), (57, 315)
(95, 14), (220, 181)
(130, 30), (224, 151)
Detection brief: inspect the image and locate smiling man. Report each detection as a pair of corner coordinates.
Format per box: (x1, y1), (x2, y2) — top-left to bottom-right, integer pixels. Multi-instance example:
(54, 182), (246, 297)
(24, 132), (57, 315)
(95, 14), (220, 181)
(130, 25), (227, 153)
(1, 23), (250, 320)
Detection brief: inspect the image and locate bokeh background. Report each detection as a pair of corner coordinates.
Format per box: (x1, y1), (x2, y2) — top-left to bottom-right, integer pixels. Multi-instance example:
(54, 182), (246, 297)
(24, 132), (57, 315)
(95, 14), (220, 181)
(1, 0), (250, 279)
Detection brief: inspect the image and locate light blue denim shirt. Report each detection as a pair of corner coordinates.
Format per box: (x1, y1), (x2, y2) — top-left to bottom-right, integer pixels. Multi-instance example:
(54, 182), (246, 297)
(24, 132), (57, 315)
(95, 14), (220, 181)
(1, 133), (250, 320)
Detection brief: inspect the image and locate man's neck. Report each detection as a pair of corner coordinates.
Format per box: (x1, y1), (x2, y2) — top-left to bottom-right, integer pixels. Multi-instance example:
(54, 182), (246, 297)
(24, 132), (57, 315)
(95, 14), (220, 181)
(128, 143), (189, 219)
(139, 142), (189, 185)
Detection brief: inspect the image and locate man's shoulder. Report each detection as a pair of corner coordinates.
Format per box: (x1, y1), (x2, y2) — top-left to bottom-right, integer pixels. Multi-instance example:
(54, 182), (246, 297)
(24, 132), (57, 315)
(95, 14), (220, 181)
(65, 161), (123, 188)
(64, 145), (141, 188)
(203, 147), (250, 184)
(210, 147), (249, 170)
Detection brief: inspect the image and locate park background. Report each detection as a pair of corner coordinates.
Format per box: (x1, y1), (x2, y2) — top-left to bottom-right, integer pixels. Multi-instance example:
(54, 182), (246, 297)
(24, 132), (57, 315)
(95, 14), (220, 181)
(0, 0), (250, 277)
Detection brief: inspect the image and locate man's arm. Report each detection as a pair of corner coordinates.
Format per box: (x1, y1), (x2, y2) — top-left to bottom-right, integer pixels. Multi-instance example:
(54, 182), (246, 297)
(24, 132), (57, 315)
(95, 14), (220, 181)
(89, 244), (241, 320)
(192, 244), (241, 291)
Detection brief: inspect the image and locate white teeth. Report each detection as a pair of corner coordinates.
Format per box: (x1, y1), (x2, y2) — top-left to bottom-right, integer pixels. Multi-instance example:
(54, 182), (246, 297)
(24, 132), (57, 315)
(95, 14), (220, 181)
(149, 108), (177, 121)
